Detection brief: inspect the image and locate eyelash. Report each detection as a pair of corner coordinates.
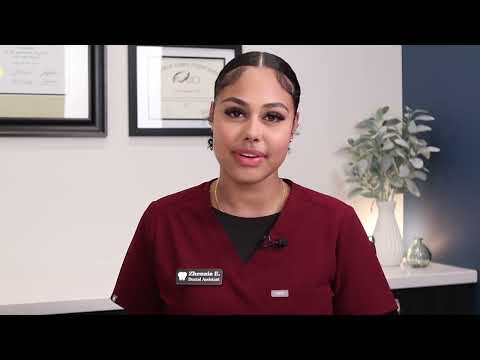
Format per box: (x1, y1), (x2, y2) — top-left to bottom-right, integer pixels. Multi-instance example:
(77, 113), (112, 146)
(224, 108), (285, 123)
(225, 108), (245, 119)
(265, 112), (285, 122)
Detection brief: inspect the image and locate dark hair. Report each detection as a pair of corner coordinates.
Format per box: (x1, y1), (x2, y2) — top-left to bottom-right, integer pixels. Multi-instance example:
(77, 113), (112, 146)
(214, 51), (301, 112)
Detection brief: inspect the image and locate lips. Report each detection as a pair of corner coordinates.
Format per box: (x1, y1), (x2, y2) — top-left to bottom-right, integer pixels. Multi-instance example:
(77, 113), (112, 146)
(232, 149), (266, 167)
(233, 148), (266, 157)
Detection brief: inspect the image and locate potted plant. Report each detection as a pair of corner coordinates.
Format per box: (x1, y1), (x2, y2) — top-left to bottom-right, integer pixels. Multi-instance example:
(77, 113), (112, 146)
(341, 106), (440, 266)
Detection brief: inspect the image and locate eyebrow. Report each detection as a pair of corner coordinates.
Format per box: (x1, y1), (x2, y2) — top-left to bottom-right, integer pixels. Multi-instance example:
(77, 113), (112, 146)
(221, 97), (289, 113)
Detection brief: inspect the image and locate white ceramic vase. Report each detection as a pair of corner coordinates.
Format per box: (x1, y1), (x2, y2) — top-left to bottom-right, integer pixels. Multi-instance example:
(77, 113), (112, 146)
(373, 201), (404, 266)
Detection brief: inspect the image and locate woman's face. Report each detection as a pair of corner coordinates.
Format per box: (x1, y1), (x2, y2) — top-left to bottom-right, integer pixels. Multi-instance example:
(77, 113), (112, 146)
(209, 66), (299, 185)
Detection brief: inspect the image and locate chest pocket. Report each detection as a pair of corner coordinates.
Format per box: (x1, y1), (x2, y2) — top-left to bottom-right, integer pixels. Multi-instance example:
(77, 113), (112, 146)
(262, 285), (334, 315)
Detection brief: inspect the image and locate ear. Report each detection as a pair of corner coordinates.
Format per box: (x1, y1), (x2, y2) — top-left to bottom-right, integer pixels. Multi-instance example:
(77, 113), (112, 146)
(292, 111), (300, 136)
(208, 102), (215, 126)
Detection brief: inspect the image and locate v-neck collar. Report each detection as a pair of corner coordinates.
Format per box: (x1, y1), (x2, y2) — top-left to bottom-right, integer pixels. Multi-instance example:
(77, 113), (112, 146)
(201, 178), (297, 265)
(213, 207), (280, 262)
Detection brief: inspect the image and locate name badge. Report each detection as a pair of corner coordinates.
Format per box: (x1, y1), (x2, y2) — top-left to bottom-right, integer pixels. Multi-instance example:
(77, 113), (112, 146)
(176, 268), (223, 286)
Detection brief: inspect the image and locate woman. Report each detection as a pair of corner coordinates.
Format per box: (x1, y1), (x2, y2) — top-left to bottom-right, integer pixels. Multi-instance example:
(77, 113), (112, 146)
(112, 51), (398, 315)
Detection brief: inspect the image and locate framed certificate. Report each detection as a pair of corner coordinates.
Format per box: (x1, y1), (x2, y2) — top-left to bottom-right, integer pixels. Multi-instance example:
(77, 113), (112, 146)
(128, 45), (242, 136)
(0, 45), (106, 137)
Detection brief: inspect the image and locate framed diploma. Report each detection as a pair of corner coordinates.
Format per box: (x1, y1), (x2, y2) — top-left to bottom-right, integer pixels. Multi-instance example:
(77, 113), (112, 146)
(128, 45), (242, 136)
(0, 45), (106, 137)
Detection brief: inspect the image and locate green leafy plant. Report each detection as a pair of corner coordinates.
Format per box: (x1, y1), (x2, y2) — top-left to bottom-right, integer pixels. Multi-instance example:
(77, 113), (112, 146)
(341, 106), (440, 201)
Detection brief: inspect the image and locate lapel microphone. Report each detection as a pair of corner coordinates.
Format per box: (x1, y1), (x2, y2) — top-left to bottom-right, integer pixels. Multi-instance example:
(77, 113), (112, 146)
(262, 235), (289, 249)
(274, 238), (288, 248)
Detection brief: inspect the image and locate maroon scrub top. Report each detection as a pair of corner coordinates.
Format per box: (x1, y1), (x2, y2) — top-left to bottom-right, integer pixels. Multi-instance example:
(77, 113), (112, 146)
(112, 178), (398, 315)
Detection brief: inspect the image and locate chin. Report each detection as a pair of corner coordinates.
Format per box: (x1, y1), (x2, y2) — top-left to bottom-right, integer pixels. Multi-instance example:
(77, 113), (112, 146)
(226, 167), (275, 185)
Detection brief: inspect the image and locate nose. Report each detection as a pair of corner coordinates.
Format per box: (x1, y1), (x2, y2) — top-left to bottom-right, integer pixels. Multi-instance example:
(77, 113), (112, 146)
(243, 115), (263, 143)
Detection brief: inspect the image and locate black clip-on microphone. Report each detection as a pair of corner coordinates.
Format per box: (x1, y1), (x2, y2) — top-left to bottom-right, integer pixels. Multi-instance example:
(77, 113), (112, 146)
(263, 235), (288, 249)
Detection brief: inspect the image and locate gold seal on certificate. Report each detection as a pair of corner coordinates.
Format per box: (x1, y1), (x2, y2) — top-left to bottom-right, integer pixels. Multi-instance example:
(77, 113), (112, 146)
(160, 57), (225, 120)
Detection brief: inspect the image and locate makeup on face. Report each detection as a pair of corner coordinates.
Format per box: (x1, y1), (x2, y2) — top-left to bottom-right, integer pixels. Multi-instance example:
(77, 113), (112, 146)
(211, 67), (297, 180)
(221, 97), (289, 124)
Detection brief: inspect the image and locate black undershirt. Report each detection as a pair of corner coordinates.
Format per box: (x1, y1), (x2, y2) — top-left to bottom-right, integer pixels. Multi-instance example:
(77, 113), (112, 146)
(212, 207), (280, 262)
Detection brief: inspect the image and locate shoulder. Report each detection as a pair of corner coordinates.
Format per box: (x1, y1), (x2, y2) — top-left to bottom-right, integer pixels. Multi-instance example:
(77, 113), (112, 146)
(144, 180), (209, 217)
(292, 181), (353, 217)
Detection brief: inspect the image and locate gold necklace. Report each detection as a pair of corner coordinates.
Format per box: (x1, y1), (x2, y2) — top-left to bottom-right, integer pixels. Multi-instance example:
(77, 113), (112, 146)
(214, 179), (287, 213)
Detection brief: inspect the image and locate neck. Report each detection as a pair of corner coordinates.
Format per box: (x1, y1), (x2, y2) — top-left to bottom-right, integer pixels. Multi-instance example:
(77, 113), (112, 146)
(211, 171), (288, 218)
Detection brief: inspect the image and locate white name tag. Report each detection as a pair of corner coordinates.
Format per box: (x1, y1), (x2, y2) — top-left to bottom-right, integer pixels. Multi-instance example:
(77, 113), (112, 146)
(271, 290), (289, 298)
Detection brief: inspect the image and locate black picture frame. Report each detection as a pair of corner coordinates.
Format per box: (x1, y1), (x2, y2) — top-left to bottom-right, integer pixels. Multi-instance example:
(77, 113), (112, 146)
(0, 45), (106, 137)
(128, 45), (242, 137)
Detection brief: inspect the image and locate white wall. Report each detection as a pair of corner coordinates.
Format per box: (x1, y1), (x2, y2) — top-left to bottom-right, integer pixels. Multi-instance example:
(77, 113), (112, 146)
(0, 45), (402, 305)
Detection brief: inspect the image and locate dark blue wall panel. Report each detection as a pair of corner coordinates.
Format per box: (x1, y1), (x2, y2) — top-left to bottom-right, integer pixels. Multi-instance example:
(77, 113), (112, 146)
(403, 45), (480, 313)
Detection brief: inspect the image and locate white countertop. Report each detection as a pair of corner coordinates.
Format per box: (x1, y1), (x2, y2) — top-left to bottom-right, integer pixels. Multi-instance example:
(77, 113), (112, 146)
(383, 261), (478, 290)
(0, 262), (477, 315)
(0, 298), (123, 315)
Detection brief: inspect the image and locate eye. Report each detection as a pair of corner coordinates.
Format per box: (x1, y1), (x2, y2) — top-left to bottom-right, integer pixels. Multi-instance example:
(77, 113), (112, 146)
(224, 107), (245, 119)
(264, 112), (285, 123)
